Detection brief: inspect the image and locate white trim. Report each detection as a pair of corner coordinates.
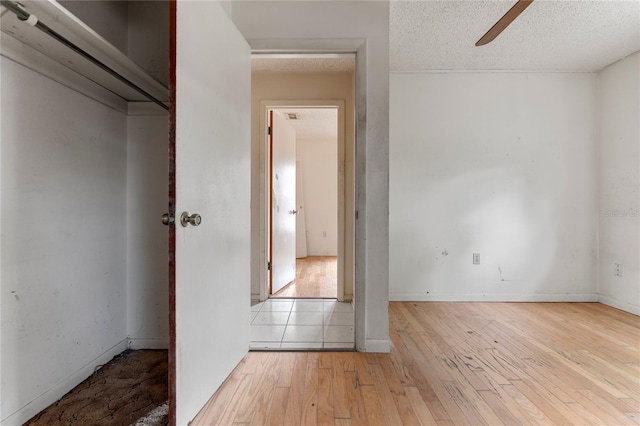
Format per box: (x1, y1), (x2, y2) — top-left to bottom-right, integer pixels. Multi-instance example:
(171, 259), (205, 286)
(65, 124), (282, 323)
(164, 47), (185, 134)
(127, 102), (169, 116)
(127, 338), (170, 350)
(389, 293), (600, 302)
(248, 39), (369, 353)
(248, 39), (362, 54)
(2, 0), (166, 101)
(598, 296), (640, 316)
(1, 339), (128, 425)
(252, 53), (355, 60)
(391, 70), (597, 75)
(1, 33), (127, 114)
(363, 339), (391, 353)
(259, 100), (349, 303)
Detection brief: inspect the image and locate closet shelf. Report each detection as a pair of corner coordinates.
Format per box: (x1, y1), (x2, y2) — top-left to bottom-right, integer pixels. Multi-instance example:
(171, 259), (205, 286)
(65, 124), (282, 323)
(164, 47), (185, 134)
(1, 0), (168, 104)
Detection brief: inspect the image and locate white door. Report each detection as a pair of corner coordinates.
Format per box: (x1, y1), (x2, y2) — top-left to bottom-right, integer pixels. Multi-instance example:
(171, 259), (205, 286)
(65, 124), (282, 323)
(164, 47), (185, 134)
(270, 112), (297, 294)
(296, 159), (308, 258)
(172, 2), (251, 424)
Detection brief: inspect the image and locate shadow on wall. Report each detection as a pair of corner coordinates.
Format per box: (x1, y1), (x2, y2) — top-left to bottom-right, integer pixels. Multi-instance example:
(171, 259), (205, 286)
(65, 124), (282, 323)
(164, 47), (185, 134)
(391, 167), (562, 298)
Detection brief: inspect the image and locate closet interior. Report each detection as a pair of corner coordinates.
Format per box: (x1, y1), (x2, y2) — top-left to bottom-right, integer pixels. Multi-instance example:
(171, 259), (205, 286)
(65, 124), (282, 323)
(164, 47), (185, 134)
(1, 0), (170, 423)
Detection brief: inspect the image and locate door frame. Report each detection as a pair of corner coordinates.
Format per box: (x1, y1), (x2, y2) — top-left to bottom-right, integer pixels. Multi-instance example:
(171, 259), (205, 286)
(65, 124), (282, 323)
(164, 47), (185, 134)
(249, 41), (368, 352)
(262, 101), (347, 301)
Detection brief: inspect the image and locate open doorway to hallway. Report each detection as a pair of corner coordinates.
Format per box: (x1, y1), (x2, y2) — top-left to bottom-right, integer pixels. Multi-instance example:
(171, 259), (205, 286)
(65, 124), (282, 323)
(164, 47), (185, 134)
(249, 55), (355, 350)
(269, 107), (339, 299)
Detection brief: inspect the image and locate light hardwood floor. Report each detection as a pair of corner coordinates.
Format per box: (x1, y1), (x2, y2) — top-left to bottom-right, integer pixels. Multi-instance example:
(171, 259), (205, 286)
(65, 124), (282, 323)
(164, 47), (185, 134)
(193, 302), (640, 425)
(272, 256), (337, 299)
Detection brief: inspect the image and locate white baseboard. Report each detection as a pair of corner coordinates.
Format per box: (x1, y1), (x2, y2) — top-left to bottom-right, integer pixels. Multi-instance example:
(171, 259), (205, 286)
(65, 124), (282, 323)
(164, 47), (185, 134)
(128, 338), (170, 350)
(363, 339), (391, 353)
(2, 339), (128, 426)
(389, 293), (599, 302)
(598, 296), (640, 316)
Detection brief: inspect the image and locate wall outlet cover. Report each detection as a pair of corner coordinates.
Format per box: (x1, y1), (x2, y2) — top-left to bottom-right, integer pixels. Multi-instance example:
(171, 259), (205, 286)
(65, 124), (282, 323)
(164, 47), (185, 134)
(614, 263), (623, 277)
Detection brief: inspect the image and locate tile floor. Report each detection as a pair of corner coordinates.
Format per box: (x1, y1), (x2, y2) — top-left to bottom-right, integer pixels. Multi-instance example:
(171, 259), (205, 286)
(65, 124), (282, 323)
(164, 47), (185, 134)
(250, 298), (354, 350)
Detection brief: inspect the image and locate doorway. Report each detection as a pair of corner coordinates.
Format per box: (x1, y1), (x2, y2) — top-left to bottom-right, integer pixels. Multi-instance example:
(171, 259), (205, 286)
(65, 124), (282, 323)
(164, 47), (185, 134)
(269, 107), (339, 299)
(249, 55), (356, 350)
(252, 100), (353, 350)
(256, 98), (351, 304)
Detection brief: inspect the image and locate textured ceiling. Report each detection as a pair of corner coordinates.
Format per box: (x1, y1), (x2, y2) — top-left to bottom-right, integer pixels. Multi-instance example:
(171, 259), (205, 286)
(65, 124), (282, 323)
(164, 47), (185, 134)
(391, 0), (640, 71)
(275, 108), (338, 140)
(252, 58), (355, 73)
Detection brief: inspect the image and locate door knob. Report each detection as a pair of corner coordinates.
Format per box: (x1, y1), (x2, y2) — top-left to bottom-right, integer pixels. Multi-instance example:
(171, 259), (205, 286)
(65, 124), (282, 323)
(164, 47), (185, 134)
(162, 213), (175, 226)
(290, 209), (298, 215)
(181, 212), (202, 227)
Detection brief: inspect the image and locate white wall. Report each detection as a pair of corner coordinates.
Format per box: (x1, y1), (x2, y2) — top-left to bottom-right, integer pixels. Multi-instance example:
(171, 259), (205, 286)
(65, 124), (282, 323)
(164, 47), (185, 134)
(236, 1), (390, 351)
(298, 137), (338, 256)
(0, 2), (170, 418)
(61, 1), (169, 86)
(59, 1), (129, 54)
(1, 57), (128, 424)
(128, 1), (169, 86)
(598, 52), (640, 315)
(390, 72), (599, 301)
(124, 1), (170, 349)
(126, 112), (169, 349)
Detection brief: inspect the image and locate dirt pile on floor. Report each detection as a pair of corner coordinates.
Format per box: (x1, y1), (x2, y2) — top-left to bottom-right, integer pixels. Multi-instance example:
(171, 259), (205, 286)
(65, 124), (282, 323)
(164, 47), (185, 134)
(25, 349), (168, 426)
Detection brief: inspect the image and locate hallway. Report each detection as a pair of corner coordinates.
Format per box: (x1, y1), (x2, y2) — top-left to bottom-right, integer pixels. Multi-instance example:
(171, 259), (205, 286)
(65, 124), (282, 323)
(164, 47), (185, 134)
(250, 298), (354, 350)
(272, 256), (337, 299)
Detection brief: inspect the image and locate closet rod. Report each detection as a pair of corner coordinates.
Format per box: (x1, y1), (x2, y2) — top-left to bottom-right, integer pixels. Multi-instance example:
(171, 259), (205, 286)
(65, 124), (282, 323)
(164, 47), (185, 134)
(1, 0), (169, 111)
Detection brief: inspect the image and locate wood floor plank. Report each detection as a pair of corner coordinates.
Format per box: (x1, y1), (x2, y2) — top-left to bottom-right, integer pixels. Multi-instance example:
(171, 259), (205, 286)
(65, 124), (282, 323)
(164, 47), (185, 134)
(264, 387), (290, 426)
(354, 353), (374, 386)
(391, 331), (455, 421)
(272, 256), (337, 298)
(211, 373), (253, 426)
(319, 352), (333, 369)
(400, 331), (469, 424)
(344, 371), (368, 425)
(375, 356), (422, 425)
(278, 352), (297, 388)
(233, 353), (282, 424)
(283, 352), (310, 425)
(476, 389), (523, 426)
(442, 380), (497, 426)
(509, 379), (574, 425)
(577, 388), (639, 426)
(192, 302), (639, 425)
(406, 386), (439, 425)
(318, 367), (335, 425)
(368, 363), (405, 425)
(301, 353), (319, 426)
(497, 312), (633, 399)
(332, 353), (352, 419)
(361, 385), (386, 425)
(191, 362), (246, 424)
(501, 383), (555, 425)
(564, 402), (609, 425)
(388, 329), (418, 387)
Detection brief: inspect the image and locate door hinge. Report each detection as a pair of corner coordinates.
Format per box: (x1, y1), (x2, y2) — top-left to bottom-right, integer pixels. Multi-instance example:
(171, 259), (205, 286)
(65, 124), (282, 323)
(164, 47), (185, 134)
(355, 210), (359, 220)
(267, 261), (272, 271)
(268, 126), (272, 135)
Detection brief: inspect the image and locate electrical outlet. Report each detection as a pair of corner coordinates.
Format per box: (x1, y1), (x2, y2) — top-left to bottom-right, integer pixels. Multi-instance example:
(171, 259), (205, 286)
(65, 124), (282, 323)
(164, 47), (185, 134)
(473, 253), (480, 265)
(615, 263), (623, 277)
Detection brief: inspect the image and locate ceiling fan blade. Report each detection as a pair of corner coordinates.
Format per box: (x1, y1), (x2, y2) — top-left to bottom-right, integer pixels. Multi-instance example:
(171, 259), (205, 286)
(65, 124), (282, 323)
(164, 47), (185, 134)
(476, 0), (534, 46)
